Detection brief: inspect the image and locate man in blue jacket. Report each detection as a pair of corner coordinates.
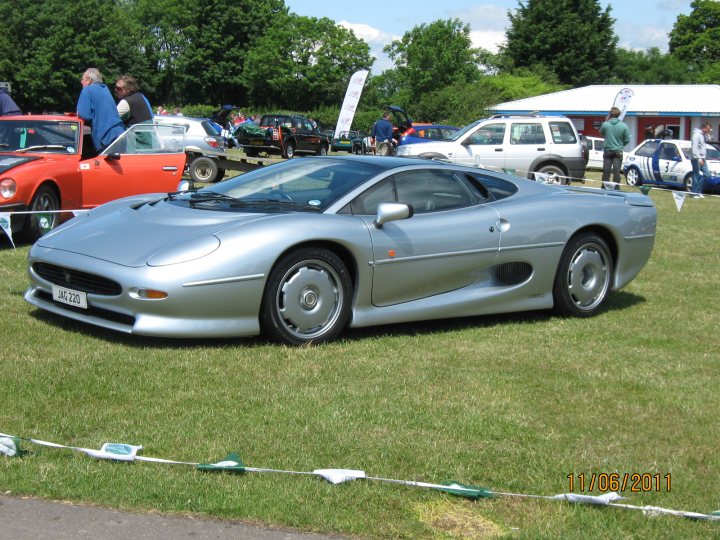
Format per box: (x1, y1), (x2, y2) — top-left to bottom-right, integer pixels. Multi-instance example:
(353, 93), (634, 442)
(0, 86), (21, 116)
(77, 68), (124, 154)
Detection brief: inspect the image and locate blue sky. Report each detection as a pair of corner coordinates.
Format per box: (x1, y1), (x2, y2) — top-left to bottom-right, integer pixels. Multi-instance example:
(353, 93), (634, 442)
(284, 0), (692, 72)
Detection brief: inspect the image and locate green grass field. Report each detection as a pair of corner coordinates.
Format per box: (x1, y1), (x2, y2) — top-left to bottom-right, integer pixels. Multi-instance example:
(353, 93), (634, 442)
(1, 180), (719, 538)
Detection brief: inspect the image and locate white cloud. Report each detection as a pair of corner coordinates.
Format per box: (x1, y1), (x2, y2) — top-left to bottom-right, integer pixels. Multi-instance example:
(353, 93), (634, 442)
(470, 30), (506, 53)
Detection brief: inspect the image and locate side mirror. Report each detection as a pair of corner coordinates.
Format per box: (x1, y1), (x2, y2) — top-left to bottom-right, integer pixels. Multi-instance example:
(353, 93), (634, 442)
(373, 202), (413, 228)
(105, 152), (121, 161)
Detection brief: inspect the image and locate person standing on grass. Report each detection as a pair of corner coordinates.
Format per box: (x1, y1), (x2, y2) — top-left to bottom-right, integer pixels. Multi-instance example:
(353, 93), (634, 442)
(77, 68), (124, 153)
(690, 122), (712, 197)
(600, 106), (630, 189)
(114, 75), (153, 128)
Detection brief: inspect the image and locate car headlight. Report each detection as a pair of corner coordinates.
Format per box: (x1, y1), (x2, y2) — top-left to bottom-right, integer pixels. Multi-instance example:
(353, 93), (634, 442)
(0, 178), (16, 199)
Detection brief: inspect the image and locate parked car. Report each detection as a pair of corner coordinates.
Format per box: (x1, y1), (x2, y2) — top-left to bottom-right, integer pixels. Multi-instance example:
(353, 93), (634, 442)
(396, 114), (587, 182)
(25, 155), (656, 345)
(0, 115), (188, 240)
(398, 124), (460, 146)
(585, 136), (607, 170)
(234, 113), (329, 158)
(331, 130), (360, 152)
(151, 115), (228, 183)
(622, 138), (720, 192)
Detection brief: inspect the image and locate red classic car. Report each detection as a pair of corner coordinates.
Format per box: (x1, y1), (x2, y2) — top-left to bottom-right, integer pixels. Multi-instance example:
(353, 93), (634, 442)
(0, 114), (188, 240)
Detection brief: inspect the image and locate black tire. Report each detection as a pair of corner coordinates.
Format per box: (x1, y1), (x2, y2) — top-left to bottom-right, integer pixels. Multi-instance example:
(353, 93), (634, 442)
(21, 184), (59, 241)
(188, 156), (218, 183)
(316, 145), (328, 156)
(244, 148), (259, 158)
(553, 233), (613, 317)
(283, 142), (295, 159)
(536, 164), (566, 184)
(260, 248), (353, 345)
(625, 166), (642, 187)
(683, 173), (693, 192)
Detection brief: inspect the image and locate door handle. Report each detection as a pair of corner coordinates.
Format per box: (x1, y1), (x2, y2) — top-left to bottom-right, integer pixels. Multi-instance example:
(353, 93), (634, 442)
(536, 147), (545, 151)
(162, 166), (178, 171)
(495, 148), (502, 152)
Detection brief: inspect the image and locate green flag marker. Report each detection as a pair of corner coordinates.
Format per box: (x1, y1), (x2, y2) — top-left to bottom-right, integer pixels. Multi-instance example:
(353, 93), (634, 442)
(441, 482), (494, 499)
(196, 452), (247, 472)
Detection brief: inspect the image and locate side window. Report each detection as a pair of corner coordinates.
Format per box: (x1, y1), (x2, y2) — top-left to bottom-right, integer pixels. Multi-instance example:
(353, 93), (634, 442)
(659, 143), (680, 160)
(549, 121), (578, 144)
(394, 170), (475, 214)
(510, 123), (546, 145)
(348, 178), (395, 215)
(595, 139), (604, 151)
(635, 141), (659, 157)
(468, 123), (505, 145)
(466, 172), (519, 201)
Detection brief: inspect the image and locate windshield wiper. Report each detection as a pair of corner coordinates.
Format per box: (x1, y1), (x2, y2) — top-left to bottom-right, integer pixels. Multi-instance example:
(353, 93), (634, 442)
(237, 199), (322, 212)
(15, 145), (66, 153)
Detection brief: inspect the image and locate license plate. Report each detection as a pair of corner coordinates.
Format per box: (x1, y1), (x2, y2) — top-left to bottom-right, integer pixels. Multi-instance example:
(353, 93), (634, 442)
(52, 284), (88, 309)
(252, 139), (264, 146)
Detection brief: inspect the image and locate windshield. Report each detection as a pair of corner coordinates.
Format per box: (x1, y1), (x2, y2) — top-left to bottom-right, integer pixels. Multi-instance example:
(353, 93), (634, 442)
(169, 158), (383, 212)
(0, 119), (81, 153)
(445, 119), (484, 142)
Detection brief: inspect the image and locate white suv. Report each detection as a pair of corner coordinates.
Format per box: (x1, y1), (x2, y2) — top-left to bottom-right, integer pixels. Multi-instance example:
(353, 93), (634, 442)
(396, 114), (587, 182)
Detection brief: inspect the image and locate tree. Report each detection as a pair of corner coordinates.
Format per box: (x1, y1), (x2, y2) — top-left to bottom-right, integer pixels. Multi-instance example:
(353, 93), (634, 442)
(241, 14), (372, 110)
(382, 19), (483, 107)
(3, 0), (148, 112)
(669, 0), (720, 83)
(502, 0), (617, 87)
(610, 48), (694, 84)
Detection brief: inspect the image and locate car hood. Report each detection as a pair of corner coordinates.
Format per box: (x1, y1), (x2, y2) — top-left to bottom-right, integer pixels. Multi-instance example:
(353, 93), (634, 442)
(0, 154), (41, 173)
(35, 199), (270, 267)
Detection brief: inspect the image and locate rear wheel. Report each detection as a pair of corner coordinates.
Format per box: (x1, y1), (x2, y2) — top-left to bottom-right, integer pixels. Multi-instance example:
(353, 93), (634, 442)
(316, 145), (328, 156)
(260, 248), (352, 345)
(283, 142), (295, 159)
(625, 167), (642, 186)
(21, 184), (59, 241)
(188, 156), (218, 183)
(553, 233), (613, 317)
(536, 164), (566, 184)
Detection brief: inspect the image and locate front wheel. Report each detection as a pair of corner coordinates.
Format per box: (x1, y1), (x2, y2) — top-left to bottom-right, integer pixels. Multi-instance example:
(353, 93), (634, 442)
(625, 167), (642, 186)
(260, 248), (353, 345)
(684, 173), (693, 192)
(552, 233), (613, 317)
(188, 156), (219, 183)
(283, 142), (295, 159)
(21, 184), (59, 241)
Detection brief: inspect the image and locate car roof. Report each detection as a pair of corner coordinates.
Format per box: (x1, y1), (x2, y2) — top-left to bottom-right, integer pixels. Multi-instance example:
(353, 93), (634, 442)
(640, 138), (690, 146)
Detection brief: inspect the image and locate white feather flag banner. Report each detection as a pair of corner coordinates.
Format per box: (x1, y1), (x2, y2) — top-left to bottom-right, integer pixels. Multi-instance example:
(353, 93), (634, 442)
(333, 70), (369, 140)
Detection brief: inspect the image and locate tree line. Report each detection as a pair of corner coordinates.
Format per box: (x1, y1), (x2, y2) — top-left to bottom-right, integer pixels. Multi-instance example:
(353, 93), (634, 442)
(0, 0), (717, 130)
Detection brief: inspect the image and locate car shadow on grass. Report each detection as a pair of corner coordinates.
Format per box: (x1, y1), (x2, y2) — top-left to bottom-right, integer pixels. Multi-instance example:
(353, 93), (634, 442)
(26, 290), (646, 348)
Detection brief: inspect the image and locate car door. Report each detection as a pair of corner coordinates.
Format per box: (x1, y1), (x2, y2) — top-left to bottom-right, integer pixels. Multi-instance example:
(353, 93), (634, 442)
(79, 125), (187, 207)
(452, 122), (507, 171)
(351, 169), (500, 306)
(652, 141), (684, 184)
(504, 121), (547, 176)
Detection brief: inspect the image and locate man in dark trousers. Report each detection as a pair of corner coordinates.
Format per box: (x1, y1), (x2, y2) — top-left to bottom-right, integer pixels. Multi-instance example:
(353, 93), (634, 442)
(600, 106), (631, 189)
(0, 86), (21, 116)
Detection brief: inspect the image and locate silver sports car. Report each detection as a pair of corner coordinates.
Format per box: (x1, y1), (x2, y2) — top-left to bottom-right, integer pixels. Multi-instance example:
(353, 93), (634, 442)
(25, 156), (656, 345)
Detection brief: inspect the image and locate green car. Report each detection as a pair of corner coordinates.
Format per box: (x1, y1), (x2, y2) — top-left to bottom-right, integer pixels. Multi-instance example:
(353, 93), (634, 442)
(331, 130), (360, 152)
